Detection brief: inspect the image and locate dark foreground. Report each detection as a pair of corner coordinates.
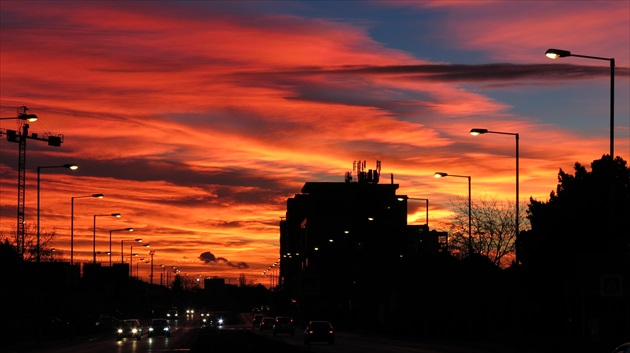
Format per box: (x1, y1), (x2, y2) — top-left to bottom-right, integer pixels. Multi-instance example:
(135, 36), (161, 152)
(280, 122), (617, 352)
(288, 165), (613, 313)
(191, 329), (301, 353)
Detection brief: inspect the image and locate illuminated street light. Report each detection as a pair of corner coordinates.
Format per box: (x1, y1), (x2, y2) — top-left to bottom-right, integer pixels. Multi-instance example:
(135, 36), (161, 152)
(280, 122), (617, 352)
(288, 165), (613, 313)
(545, 48), (615, 157)
(93, 213), (121, 264)
(71, 194), (103, 265)
(37, 164), (78, 262)
(131, 243), (150, 278)
(398, 196), (429, 226)
(121, 238), (142, 264)
(470, 128), (520, 264)
(109, 228), (133, 266)
(434, 172), (472, 255)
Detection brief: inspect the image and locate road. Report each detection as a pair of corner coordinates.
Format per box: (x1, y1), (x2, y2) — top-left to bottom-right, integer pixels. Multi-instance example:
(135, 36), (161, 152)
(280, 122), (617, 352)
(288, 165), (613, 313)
(4, 312), (543, 353)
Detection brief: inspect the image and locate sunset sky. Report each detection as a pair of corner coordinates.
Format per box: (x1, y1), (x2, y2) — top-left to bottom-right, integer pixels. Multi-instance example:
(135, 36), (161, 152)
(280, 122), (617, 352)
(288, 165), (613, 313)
(1, 1), (628, 286)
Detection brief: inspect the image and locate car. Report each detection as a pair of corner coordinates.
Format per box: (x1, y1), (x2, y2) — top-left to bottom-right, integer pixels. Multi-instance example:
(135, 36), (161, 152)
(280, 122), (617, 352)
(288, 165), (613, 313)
(612, 342), (630, 353)
(259, 316), (275, 332)
(147, 318), (171, 337)
(199, 309), (210, 318)
(201, 312), (224, 328)
(272, 316), (295, 336)
(95, 315), (120, 333)
(166, 309), (178, 319)
(116, 319), (143, 340)
(252, 314), (264, 328)
(303, 320), (335, 345)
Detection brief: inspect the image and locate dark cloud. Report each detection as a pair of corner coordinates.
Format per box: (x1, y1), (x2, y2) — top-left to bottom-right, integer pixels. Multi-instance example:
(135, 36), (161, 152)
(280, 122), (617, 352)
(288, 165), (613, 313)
(199, 251), (217, 263)
(199, 253), (249, 269)
(241, 63), (629, 82)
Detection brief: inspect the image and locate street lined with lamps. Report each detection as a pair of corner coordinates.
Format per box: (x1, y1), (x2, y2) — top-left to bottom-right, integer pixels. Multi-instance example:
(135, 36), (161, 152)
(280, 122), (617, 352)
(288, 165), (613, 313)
(470, 128), (520, 264)
(37, 164), (78, 263)
(434, 172), (472, 255)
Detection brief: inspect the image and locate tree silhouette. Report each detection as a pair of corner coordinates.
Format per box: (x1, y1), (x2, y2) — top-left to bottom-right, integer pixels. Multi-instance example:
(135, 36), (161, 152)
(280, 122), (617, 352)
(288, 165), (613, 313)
(444, 194), (528, 268)
(520, 155), (630, 273)
(0, 223), (58, 262)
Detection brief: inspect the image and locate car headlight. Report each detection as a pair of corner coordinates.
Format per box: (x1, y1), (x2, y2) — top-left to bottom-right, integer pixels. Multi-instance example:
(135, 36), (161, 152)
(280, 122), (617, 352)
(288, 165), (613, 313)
(217, 318), (223, 324)
(149, 327), (154, 331)
(164, 327), (170, 331)
(132, 328), (138, 333)
(202, 318), (206, 322)
(117, 328), (123, 333)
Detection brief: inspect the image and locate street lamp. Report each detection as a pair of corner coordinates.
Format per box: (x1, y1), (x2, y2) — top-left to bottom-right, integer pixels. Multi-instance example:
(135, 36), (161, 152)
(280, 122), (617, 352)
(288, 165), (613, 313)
(121, 238), (142, 263)
(434, 172), (472, 255)
(93, 213), (121, 264)
(37, 164), (78, 262)
(109, 228), (133, 266)
(398, 197), (429, 226)
(131, 243), (150, 277)
(545, 48), (615, 157)
(160, 264), (165, 286)
(71, 194), (103, 265)
(149, 250), (156, 285)
(470, 128), (520, 263)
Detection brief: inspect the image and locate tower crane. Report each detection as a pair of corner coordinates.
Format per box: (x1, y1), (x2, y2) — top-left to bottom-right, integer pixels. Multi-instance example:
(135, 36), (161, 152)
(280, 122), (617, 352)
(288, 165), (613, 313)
(0, 106), (65, 258)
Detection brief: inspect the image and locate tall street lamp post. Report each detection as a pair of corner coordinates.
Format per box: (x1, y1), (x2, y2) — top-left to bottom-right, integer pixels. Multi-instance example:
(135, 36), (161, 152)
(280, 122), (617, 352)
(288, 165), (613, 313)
(131, 243), (150, 277)
(434, 172), (472, 255)
(37, 164), (78, 262)
(71, 194), (103, 265)
(470, 128), (520, 264)
(400, 197), (429, 226)
(121, 238), (142, 278)
(93, 213), (121, 264)
(149, 250), (156, 285)
(545, 48), (615, 158)
(109, 228), (133, 266)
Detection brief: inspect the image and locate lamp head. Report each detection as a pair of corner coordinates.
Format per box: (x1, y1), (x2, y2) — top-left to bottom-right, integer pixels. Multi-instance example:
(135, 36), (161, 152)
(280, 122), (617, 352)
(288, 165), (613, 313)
(135, 238), (142, 242)
(112, 213), (122, 217)
(63, 164), (79, 170)
(470, 128), (488, 136)
(545, 48), (571, 59)
(17, 114), (38, 122)
(126, 228), (134, 232)
(92, 193), (104, 198)
(434, 172), (448, 178)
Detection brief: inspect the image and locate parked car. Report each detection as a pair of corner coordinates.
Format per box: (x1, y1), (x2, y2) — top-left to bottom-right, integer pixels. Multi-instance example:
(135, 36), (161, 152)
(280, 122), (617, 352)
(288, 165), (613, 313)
(612, 342), (630, 353)
(116, 319), (143, 340)
(147, 318), (171, 337)
(252, 314), (264, 328)
(273, 316), (295, 336)
(259, 316), (275, 332)
(303, 320), (335, 345)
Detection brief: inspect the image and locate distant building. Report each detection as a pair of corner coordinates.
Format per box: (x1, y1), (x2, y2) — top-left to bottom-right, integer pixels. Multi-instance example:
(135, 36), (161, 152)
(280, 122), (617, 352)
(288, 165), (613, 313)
(279, 161), (447, 326)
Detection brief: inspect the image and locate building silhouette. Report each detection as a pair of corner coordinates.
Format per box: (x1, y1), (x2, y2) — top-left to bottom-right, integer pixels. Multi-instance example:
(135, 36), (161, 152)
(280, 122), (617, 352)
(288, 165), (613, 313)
(279, 160), (447, 327)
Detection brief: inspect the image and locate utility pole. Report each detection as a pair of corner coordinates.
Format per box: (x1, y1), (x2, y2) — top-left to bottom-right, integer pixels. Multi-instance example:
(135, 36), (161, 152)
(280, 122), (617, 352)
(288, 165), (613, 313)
(1, 106), (65, 259)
